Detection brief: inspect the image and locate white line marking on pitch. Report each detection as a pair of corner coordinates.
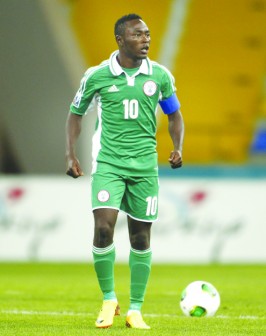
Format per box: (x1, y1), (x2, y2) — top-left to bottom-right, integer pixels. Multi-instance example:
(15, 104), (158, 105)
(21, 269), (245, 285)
(0, 310), (264, 320)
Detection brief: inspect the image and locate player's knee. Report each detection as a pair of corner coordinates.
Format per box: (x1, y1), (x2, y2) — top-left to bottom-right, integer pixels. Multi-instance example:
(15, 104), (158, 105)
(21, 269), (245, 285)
(130, 232), (150, 250)
(94, 221), (114, 245)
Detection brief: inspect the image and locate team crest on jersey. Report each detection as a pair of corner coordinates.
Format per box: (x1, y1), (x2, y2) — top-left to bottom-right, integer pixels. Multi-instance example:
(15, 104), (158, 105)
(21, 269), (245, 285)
(143, 80), (157, 96)
(97, 190), (110, 202)
(72, 90), (82, 107)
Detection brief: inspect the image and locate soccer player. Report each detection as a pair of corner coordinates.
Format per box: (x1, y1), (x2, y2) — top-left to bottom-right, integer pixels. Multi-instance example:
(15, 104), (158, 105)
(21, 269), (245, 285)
(65, 14), (184, 329)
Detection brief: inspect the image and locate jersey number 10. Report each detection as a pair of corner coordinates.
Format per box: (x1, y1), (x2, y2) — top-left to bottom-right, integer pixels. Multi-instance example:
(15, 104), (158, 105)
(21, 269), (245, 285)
(123, 99), (139, 119)
(146, 196), (157, 216)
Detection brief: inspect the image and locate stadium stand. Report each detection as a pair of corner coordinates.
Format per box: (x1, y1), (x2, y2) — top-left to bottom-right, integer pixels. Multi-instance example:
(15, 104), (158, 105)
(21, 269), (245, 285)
(157, 0), (266, 164)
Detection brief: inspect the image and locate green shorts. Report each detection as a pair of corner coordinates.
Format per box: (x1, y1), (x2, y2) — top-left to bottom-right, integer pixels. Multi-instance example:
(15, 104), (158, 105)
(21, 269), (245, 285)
(91, 171), (159, 222)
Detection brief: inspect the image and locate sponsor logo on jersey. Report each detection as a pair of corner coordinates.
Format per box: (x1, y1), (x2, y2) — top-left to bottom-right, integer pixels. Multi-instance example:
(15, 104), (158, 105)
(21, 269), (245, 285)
(97, 190), (110, 202)
(108, 85), (119, 92)
(143, 80), (157, 96)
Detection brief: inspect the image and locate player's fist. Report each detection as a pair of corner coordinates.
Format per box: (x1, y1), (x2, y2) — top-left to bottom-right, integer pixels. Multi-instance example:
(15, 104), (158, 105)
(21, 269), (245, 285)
(66, 157), (84, 178)
(168, 150), (182, 169)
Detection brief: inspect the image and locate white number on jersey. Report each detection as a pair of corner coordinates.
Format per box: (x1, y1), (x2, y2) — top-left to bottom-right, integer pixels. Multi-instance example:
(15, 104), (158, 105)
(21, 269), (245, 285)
(146, 196), (158, 216)
(123, 99), (139, 119)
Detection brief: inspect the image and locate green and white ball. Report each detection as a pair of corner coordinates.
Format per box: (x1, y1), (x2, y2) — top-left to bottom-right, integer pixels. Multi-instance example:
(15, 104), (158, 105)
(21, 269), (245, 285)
(180, 281), (220, 317)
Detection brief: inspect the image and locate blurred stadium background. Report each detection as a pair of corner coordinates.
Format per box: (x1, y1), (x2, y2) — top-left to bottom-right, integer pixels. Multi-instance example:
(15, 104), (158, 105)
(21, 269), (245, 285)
(0, 0), (265, 263)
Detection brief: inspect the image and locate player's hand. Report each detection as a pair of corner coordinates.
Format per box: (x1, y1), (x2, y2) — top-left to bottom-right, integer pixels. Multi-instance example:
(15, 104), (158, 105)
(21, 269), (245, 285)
(168, 150), (182, 169)
(66, 157), (84, 178)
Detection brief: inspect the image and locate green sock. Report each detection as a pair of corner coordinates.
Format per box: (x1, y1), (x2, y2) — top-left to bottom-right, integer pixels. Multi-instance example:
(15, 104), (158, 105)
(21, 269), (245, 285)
(92, 243), (117, 301)
(129, 247), (152, 311)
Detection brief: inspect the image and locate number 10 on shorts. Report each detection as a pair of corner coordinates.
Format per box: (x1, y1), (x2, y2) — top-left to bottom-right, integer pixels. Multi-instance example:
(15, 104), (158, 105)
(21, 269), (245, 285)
(146, 196), (157, 216)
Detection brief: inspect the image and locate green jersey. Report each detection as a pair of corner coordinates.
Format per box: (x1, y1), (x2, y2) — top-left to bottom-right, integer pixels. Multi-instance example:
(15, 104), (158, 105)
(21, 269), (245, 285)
(70, 50), (176, 176)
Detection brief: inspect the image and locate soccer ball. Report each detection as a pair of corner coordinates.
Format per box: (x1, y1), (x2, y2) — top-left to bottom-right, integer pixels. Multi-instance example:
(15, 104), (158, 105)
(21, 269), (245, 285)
(180, 280), (220, 317)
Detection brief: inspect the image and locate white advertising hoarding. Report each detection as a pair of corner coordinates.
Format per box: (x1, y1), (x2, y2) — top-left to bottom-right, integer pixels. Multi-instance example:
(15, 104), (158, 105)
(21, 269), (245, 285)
(0, 176), (265, 263)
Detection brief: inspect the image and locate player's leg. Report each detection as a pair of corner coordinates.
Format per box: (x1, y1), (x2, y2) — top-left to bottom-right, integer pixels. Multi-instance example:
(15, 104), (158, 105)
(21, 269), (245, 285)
(93, 208), (120, 328)
(122, 176), (158, 329)
(128, 217), (152, 292)
(93, 208), (118, 299)
(91, 172), (125, 328)
(126, 217), (152, 329)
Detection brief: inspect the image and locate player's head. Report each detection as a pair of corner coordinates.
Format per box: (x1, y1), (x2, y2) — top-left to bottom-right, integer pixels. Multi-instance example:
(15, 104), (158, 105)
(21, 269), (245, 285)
(114, 14), (143, 36)
(115, 14), (150, 60)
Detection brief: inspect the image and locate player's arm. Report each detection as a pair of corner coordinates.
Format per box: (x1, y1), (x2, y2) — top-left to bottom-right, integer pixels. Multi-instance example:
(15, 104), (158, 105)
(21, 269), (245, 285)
(65, 67), (95, 178)
(167, 108), (184, 169)
(65, 112), (84, 178)
(159, 94), (184, 169)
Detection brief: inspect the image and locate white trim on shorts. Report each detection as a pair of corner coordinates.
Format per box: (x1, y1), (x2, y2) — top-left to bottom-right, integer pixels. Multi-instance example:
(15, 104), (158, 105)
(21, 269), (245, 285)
(123, 210), (158, 222)
(92, 206), (120, 212)
(92, 207), (158, 222)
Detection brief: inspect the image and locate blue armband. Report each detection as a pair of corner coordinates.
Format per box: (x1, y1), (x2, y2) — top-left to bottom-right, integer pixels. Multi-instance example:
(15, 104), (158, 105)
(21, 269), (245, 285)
(159, 94), (181, 115)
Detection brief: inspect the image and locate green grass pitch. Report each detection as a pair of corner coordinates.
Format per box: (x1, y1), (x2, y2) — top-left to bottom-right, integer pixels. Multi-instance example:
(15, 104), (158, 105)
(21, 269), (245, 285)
(0, 263), (265, 335)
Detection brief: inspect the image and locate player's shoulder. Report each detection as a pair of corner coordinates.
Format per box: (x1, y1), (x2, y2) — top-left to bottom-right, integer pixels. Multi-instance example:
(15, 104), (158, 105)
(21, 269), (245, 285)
(150, 60), (170, 72)
(83, 59), (110, 80)
(150, 60), (173, 80)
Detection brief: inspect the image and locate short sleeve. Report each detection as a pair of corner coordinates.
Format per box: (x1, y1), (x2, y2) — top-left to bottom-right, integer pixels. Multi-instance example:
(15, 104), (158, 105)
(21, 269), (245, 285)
(160, 66), (176, 100)
(70, 69), (97, 115)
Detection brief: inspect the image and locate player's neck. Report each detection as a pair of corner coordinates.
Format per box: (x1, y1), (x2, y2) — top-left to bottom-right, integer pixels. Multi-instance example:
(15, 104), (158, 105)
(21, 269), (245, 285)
(116, 53), (142, 69)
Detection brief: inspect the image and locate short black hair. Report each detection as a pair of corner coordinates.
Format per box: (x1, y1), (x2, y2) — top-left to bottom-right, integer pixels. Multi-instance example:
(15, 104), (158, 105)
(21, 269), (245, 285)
(114, 14), (142, 36)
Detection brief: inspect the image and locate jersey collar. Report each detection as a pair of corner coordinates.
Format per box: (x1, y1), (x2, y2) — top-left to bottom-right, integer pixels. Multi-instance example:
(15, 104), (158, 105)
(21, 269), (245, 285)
(109, 50), (152, 76)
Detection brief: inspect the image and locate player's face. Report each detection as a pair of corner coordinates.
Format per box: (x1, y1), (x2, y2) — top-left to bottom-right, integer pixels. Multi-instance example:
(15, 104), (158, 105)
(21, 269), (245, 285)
(120, 19), (151, 60)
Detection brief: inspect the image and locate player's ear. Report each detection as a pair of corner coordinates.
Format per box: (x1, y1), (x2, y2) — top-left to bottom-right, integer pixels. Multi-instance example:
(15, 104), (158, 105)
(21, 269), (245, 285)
(116, 35), (123, 47)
